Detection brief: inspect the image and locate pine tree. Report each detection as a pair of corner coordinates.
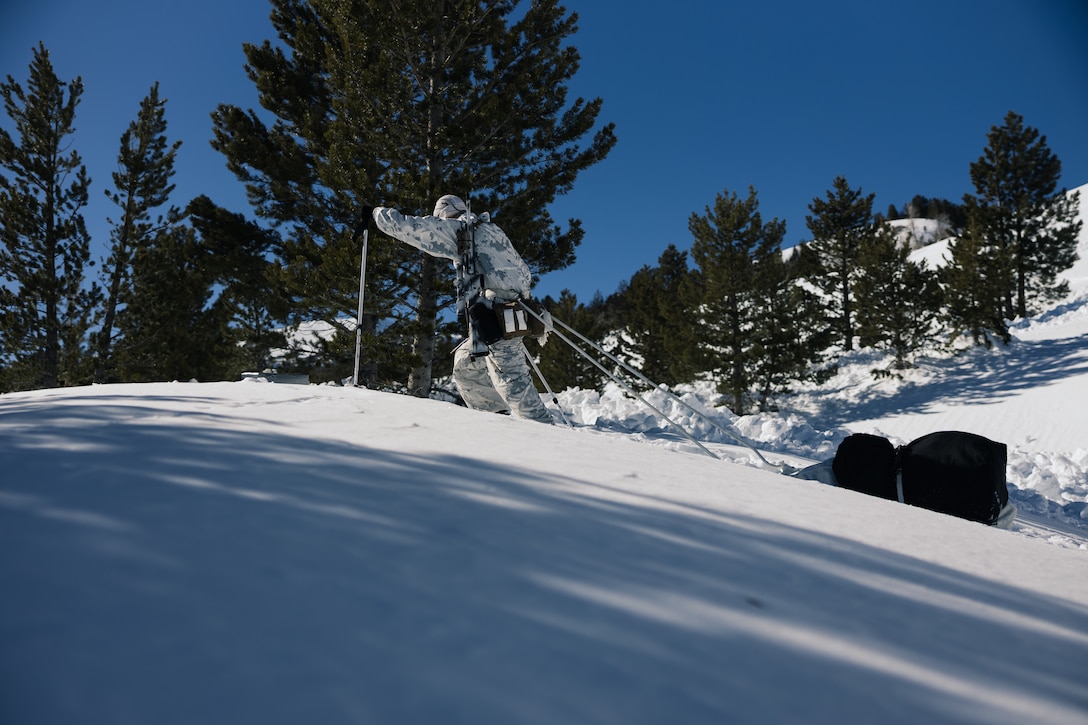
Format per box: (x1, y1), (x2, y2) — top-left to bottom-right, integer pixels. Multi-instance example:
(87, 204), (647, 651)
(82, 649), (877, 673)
(969, 110), (1081, 318)
(187, 195), (286, 373)
(748, 226), (830, 409)
(688, 186), (783, 415)
(211, 0), (616, 396)
(0, 43), (99, 391)
(112, 226), (239, 381)
(854, 226), (943, 371)
(804, 176), (877, 352)
(618, 244), (702, 386)
(96, 82), (182, 383)
(533, 289), (606, 392)
(940, 202), (1013, 348)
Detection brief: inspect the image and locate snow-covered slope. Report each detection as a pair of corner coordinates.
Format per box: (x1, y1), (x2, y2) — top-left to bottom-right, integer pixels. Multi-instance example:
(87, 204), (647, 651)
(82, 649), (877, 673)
(776, 184), (1088, 519)
(887, 216), (950, 249)
(1, 185), (1086, 725)
(2, 378), (1087, 724)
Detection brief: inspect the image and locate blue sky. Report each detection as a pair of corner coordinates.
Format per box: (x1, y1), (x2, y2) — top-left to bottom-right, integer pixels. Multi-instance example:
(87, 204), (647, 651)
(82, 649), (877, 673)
(3, 0), (1086, 304)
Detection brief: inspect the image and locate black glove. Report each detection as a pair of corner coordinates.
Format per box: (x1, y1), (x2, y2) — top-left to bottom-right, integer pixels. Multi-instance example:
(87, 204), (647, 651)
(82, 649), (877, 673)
(354, 205), (375, 237)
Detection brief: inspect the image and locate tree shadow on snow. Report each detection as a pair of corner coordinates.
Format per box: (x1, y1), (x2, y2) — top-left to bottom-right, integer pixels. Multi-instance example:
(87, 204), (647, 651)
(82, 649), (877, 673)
(1, 395), (1087, 725)
(806, 335), (1088, 430)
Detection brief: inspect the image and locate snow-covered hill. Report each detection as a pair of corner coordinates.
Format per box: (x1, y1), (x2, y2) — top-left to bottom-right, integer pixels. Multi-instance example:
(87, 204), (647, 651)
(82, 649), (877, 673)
(3, 379), (1087, 725)
(887, 216), (951, 249)
(1, 184), (1086, 725)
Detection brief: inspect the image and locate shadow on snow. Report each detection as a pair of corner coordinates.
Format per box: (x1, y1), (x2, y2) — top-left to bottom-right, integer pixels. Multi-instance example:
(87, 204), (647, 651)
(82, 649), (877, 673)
(1, 394), (1086, 725)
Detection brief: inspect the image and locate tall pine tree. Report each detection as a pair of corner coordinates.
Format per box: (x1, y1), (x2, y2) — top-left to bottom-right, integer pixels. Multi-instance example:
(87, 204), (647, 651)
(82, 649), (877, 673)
(533, 289), (606, 392)
(940, 201), (1013, 348)
(211, 0), (616, 395)
(96, 82), (182, 383)
(618, 244), (702, 386)
(112, 225), (239, 381)
(805, 176), (878, 352)
(187, 195), (285, 374)
(854, 226), (943, 371)
(0, 43), (99, 391)
(969, 110), (1080, 319)
(688, 186), (783, 415)
(748, 229), (829, 409)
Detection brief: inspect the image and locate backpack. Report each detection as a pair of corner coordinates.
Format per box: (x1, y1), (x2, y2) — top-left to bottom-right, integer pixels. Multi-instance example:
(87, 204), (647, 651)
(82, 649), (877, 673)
(832, 431), (1008, 525)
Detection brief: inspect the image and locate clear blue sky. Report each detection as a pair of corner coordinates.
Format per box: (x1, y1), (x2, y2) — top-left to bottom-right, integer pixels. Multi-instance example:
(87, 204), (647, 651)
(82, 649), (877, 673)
(3, 0), (1086, 303)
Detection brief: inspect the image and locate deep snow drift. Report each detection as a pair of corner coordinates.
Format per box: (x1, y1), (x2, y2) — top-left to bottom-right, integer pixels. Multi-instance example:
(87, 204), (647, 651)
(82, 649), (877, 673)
(1, 185), (1086, 724)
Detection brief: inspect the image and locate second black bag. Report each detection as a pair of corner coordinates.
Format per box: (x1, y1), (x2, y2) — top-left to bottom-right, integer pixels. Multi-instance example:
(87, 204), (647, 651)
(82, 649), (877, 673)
(898, 431), (1008, 525)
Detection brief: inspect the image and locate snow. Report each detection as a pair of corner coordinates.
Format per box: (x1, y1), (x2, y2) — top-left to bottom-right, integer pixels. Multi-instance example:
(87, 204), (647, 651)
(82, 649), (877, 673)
(1, 186), (1087, 724)
(910, 236), (953, 269)
(887, 217), (948, 249)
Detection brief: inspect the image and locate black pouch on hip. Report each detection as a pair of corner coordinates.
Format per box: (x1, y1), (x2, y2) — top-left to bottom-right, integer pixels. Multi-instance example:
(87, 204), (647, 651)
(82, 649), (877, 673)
(469, 300), (503, 346)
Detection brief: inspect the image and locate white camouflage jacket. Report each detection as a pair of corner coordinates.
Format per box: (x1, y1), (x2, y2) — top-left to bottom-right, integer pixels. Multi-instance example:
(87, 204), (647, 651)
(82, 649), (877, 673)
(373, 207), (532, 301)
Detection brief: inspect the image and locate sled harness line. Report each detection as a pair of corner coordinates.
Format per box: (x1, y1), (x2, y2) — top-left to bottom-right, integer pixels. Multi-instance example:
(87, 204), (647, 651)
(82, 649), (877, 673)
(517, 301), (796, 473)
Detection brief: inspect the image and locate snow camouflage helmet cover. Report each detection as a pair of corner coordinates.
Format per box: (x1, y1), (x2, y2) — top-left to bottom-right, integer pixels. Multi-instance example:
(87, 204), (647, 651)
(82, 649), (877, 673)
(434, 195), (468, 219)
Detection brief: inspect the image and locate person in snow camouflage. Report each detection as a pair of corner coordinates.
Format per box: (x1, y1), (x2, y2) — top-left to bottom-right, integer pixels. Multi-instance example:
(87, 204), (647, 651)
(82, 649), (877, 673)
(361, 195), (552, 424)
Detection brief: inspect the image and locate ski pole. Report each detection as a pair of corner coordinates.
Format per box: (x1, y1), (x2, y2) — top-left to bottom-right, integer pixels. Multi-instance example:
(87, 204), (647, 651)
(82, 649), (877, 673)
(517, 305), (719, 459)
(352, 228), (369, 388)
(520, 303), (798, 472)
(543, 312), (793, 474)
(523, 347), (573, 428)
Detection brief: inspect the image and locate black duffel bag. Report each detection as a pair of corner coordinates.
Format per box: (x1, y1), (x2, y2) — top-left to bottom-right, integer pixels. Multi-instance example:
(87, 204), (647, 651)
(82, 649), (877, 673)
(832, 431), (1008, 525)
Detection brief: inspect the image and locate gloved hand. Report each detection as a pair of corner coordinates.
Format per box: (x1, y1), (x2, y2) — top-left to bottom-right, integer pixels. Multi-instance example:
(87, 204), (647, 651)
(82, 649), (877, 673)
(521, 298), (552, 346)
(354, 205), (374, 238)
(536, 309), (553, 346)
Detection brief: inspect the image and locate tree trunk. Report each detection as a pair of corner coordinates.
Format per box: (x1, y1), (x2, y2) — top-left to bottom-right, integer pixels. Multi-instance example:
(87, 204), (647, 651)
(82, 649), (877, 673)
(95, 244), (127, 383)
(42, 186), (59, 388)
(405, 9), (448, 398)
(1016, 253), (1028, 319)
(95, 191), (137, 383)
(729, 293), (745, 415)
(407, 253), (438, 397)
(841, 256), (853, 351)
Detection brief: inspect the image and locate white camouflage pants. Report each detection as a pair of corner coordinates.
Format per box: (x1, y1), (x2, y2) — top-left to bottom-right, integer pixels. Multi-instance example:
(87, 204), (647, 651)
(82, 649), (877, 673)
(453, 338), (552, 423)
